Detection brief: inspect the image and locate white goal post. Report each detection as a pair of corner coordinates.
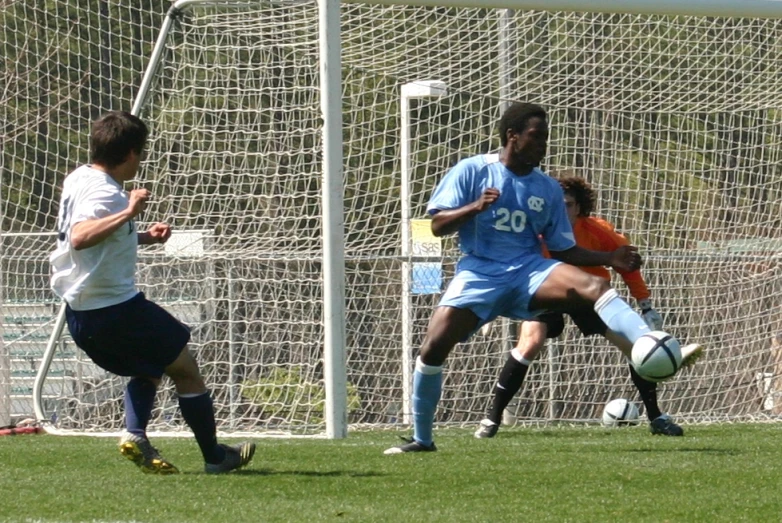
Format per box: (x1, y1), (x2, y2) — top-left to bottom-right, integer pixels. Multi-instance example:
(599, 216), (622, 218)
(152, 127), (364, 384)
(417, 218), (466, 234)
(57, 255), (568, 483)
(0, 232), (7, 429)
(5, 0), (782, 438)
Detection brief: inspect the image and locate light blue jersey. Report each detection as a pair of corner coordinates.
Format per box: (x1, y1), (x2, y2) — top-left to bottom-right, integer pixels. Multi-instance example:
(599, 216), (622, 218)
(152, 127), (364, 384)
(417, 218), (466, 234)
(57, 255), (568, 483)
(427, 153), (575, 273)
(427, 153), (577, 326)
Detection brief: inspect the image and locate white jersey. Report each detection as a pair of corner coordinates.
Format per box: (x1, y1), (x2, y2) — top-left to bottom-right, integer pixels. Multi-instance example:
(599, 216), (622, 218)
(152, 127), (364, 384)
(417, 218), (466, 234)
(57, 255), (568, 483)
(50, 165), (138, 310)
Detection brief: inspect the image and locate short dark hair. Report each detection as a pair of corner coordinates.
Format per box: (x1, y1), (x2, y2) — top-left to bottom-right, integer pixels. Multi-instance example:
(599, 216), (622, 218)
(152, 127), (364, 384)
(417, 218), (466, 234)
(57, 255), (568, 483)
(90, 111), (148, 168)
(498, 103), (547, 147)
(559, 175), (595, 217)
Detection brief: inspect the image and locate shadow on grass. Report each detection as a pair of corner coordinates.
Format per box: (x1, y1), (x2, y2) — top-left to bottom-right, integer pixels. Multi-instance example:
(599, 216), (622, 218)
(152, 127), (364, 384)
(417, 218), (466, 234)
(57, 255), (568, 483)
(183, 469), (386, 477)
(257, 469), (386, 477)
(497, 428), (633, 439)
(625, 447), (741, 455)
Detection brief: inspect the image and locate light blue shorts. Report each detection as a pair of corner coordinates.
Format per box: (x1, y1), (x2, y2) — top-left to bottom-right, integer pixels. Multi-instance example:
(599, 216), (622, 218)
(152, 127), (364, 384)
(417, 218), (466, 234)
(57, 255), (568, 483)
(438, 256), (562, 332)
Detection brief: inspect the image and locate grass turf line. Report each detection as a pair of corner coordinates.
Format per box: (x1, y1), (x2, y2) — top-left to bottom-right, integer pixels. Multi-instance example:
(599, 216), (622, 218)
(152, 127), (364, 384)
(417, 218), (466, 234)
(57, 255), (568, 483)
(0, 424), (780, 522)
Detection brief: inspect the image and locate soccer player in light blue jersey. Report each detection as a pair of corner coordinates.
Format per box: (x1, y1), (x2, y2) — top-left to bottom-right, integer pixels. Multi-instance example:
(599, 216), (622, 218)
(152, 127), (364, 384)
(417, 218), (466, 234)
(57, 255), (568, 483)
(385, 102), (677, 454)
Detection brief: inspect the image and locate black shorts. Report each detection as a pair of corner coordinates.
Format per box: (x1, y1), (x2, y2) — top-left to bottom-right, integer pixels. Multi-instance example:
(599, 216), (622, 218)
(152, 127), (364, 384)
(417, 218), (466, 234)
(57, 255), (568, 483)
(534, 309), (608, 339)
(65, 292), (190, 378)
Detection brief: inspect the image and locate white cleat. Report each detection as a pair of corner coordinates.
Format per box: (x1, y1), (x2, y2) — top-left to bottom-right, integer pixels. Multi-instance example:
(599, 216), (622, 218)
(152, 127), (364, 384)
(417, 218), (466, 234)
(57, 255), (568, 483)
(474, 419), (499, 439)
(680, 343), (704, 369)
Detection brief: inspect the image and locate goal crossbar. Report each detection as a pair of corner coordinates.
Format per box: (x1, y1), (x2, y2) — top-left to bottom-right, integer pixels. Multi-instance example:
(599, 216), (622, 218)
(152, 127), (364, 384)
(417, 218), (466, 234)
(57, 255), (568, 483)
(355, 0), (782, 18)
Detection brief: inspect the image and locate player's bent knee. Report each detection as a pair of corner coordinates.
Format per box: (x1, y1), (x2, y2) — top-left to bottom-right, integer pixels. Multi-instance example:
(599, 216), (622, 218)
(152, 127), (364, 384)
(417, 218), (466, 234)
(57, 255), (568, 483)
(164, 348), (204, 383)
(167, 372), (207, 395)
(575, 275), (611, 303)
(419, 342), (451, 367)
(420, 306), (478, 365)
(540, 314), (565, 338)
(515, 340), (545, 361)
(132, 376), (161, 388)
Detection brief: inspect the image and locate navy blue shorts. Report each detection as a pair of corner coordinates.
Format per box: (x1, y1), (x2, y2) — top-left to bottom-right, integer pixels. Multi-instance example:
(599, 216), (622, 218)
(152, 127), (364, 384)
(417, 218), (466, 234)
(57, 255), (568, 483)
(65, 292), (191, 378)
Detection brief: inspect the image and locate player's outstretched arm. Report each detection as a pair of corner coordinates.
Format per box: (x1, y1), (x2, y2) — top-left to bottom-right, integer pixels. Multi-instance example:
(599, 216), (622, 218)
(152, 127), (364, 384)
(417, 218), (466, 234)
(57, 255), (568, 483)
(71, 188), (149, 250)
(607, 245), (642, 272)
(549, 244), (640, 271)
(430, 188), (499, 237)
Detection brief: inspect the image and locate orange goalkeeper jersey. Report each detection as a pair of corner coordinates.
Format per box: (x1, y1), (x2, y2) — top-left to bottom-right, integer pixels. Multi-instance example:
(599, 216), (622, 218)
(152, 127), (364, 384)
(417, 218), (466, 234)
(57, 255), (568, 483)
(541, 216), (650, 301)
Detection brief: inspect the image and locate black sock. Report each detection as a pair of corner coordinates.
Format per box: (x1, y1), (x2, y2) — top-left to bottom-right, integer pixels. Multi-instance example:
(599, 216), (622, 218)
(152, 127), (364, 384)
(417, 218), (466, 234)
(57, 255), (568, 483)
(487, 355), (530, 424)
(124, 377), (157, 437)
(628, 364), (662, 421)
(178, 392), (225, 464)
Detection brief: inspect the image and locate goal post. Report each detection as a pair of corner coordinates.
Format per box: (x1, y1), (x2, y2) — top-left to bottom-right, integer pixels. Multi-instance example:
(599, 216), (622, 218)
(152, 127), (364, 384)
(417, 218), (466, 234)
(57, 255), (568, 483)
(8, 0), (782, 439)
(0, 170), (6, 428)
(0, 241), (7, 429)
(400, 80), (448, 424)
(137, 0), (347, 438)
(320, 0), (349, 440)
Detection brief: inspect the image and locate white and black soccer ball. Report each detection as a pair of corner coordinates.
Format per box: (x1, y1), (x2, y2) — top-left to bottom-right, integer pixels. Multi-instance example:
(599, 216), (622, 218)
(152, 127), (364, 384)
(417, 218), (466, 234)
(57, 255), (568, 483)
(631, 330), (682, 383)
(602, 398), (640, 427)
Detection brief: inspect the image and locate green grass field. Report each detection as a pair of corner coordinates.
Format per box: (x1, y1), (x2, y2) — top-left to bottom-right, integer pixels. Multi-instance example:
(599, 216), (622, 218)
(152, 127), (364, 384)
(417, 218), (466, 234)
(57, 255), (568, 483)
(1, 424), (780, 522)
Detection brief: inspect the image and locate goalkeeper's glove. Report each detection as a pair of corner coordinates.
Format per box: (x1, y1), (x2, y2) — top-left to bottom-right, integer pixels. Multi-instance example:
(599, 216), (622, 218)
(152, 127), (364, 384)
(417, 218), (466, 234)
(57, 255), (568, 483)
(638, 298), (663, 330)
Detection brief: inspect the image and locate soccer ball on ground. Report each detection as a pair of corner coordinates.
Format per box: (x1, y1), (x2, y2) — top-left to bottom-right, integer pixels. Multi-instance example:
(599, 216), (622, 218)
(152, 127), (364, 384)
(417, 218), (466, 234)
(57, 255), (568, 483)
(601, 398), (640, 427)
(631, 330), (682, 383)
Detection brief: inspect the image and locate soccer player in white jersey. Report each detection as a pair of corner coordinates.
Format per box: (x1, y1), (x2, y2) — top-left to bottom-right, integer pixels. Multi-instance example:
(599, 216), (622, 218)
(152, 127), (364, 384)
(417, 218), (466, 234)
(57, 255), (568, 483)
(385, 102), (691, 454)
(50, 111), (255, 474)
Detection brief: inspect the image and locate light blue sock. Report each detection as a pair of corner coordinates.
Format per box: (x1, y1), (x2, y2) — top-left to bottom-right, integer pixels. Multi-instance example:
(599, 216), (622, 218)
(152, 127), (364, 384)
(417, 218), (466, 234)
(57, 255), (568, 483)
(412, 356), (442, 447)
(595, 289), (650, 344)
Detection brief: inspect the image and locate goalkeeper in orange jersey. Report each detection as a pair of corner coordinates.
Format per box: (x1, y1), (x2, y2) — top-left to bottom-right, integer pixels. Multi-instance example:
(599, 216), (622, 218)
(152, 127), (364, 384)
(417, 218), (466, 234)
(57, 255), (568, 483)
(475, 174), (701, 439)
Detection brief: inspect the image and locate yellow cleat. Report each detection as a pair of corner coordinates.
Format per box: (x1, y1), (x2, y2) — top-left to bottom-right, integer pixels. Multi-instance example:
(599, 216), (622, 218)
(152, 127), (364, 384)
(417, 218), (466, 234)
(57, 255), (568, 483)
(118, 433), (179, 475)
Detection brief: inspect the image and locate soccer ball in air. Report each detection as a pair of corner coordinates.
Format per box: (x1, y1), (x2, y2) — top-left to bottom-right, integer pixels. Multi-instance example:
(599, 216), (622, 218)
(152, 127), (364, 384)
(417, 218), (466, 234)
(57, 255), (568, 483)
(601, 398), (640, 427)
(631, 330), (682, 383)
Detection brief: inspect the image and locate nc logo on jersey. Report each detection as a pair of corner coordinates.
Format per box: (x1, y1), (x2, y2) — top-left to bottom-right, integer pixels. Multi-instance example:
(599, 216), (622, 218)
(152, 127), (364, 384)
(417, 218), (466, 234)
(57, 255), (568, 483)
(527, 196), (544, 212)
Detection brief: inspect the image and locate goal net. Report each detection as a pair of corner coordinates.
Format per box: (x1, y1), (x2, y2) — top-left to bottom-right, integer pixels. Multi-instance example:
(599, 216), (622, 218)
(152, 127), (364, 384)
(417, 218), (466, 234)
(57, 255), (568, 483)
(4, 0), (782, 436)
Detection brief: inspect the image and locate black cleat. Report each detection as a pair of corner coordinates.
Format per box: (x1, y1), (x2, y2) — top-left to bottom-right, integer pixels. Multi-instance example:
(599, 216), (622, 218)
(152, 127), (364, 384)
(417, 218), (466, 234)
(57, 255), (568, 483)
(383, 436), (437, 455)
(650, 414), (684, 436)
(205, 442), (256, 474)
